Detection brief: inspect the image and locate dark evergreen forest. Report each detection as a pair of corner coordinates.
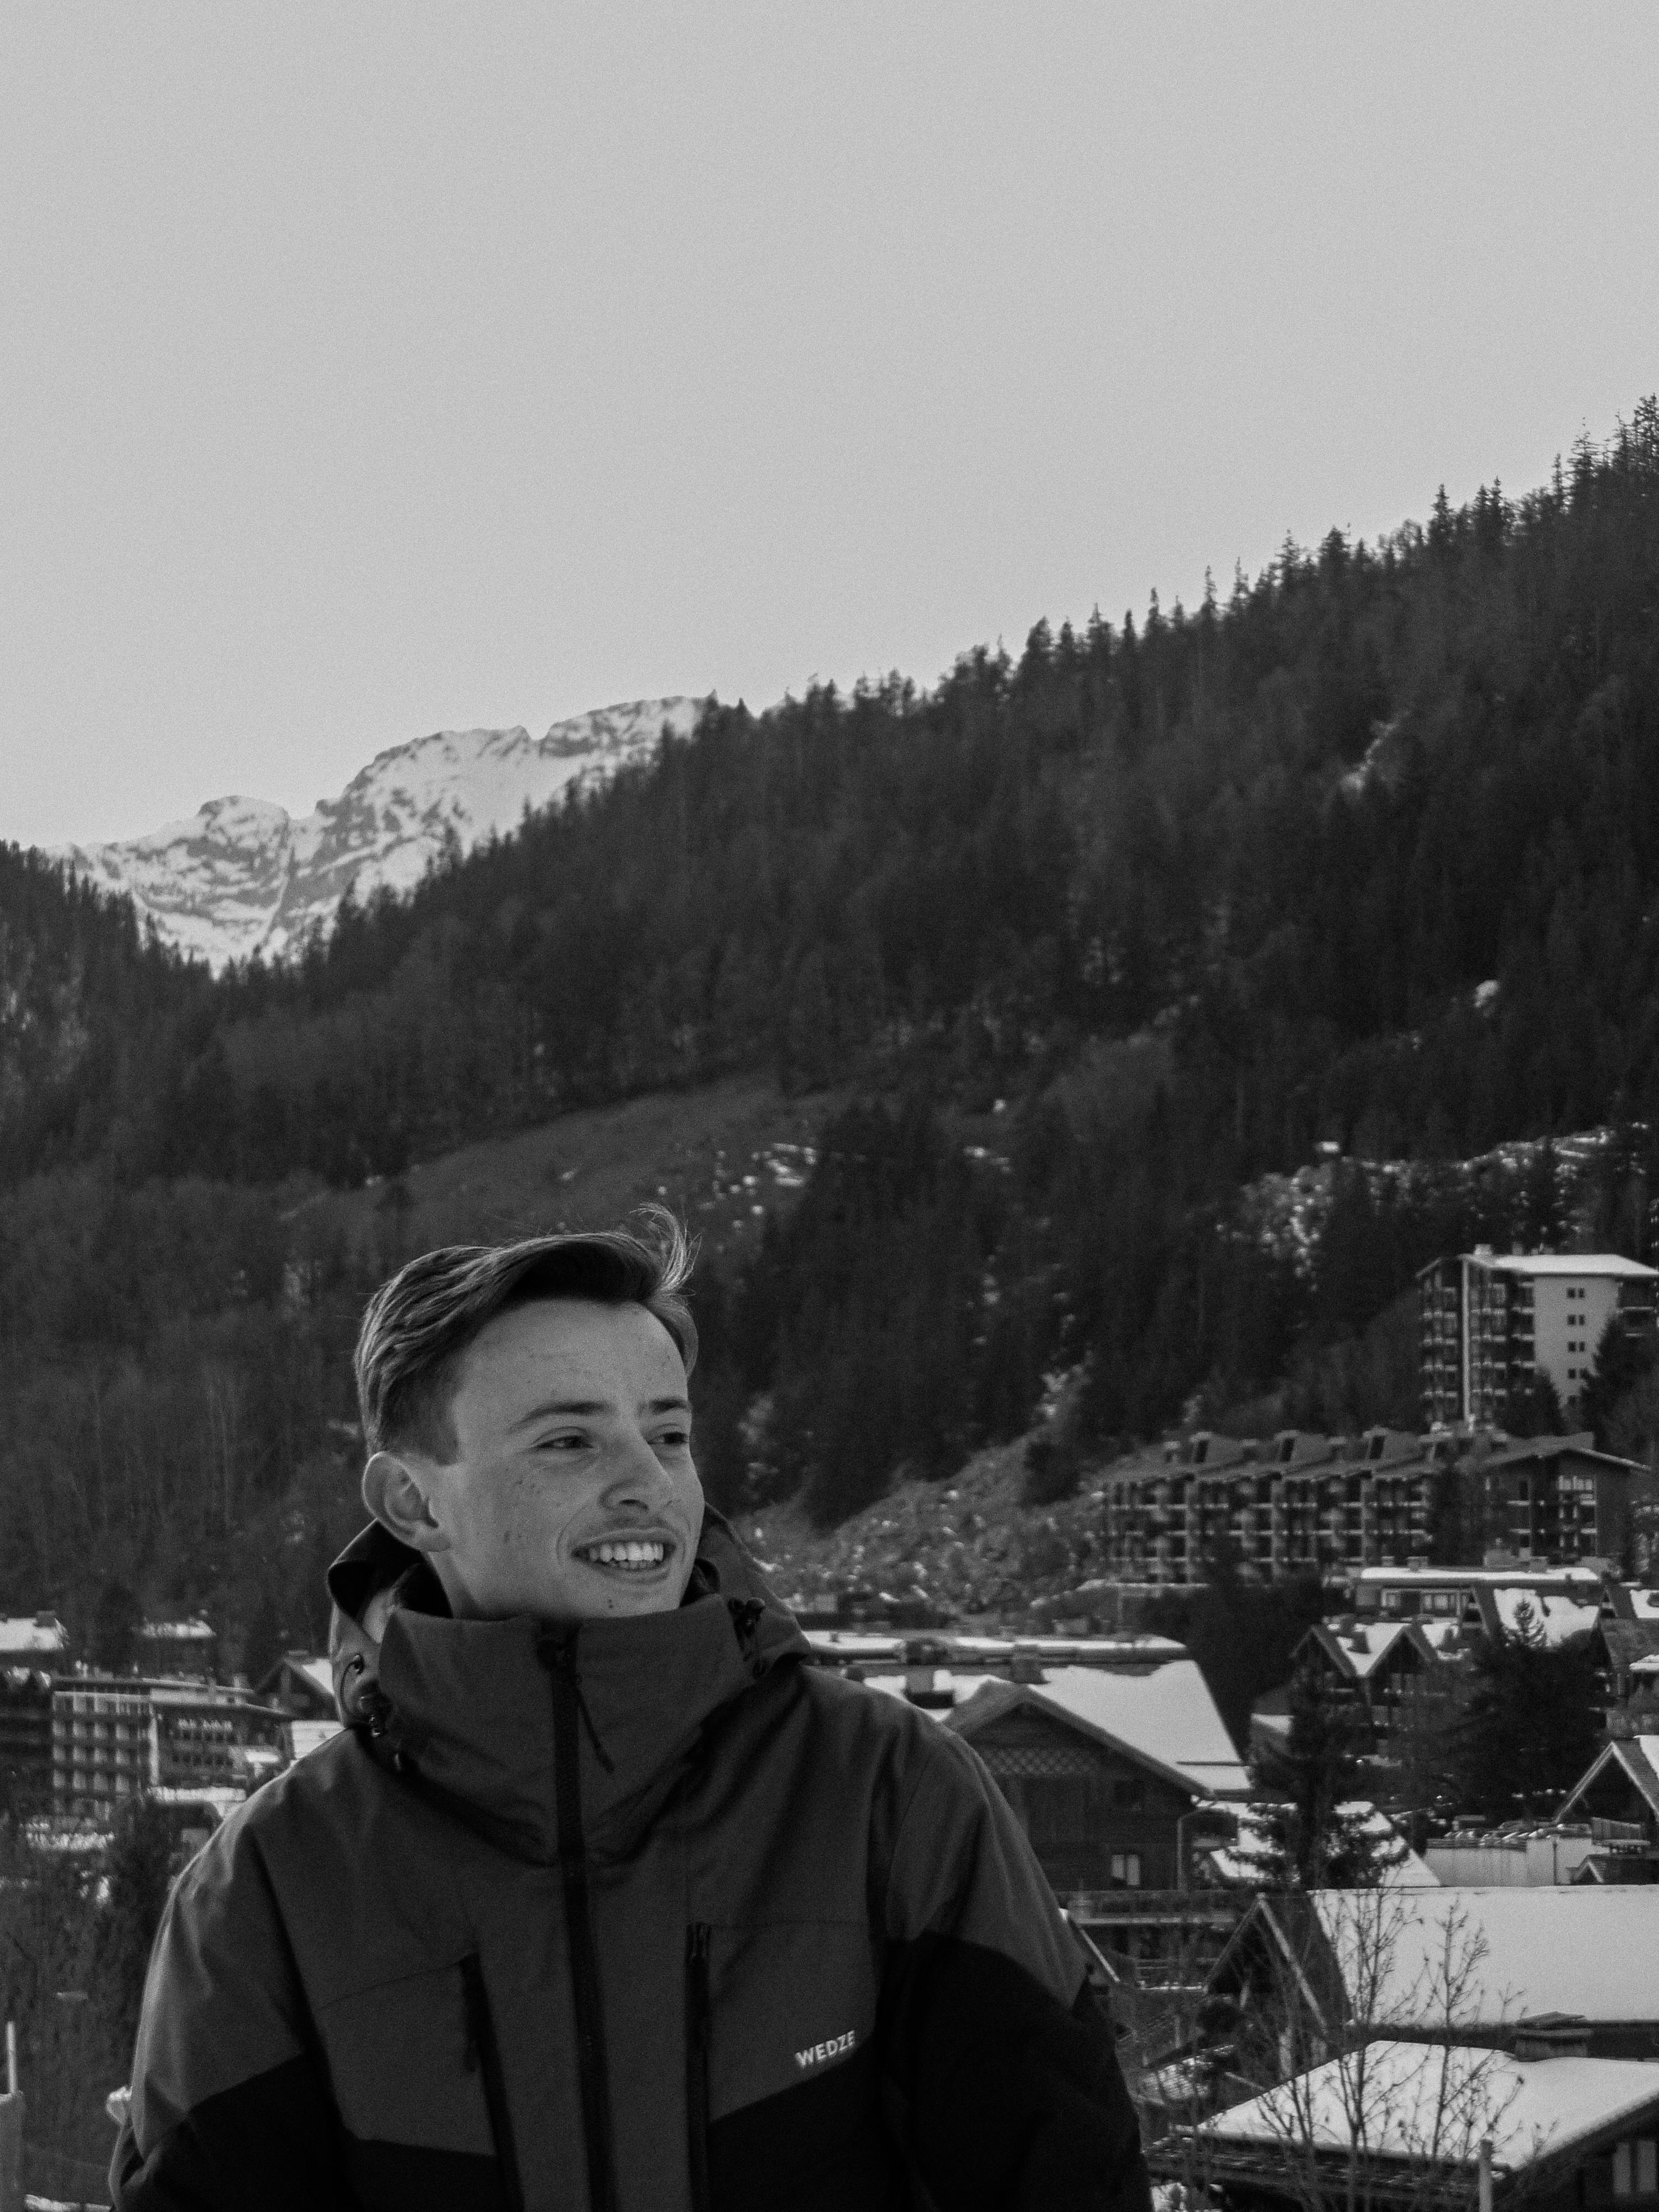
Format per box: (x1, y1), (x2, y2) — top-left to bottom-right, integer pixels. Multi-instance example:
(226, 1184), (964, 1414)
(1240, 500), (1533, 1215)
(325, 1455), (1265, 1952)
(5, 402), (1659, 1651)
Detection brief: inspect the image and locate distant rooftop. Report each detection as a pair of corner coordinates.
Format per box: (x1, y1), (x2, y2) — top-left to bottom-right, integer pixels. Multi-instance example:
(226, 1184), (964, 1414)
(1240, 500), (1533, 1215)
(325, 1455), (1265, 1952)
(0, 1614), (67, 1657)
(1464, 1250), (1659, 1279)
(1314, 1885), (1659, 2028)
(1199, 2040), (1659, 2173)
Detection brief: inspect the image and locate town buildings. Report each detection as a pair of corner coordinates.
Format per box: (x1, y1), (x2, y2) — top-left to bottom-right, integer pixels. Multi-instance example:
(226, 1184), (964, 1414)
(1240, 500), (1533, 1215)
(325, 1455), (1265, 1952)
(1418, 1248), (1659, 1428)
(1097, 1426), (1656, 1587)
(1177, 2040), (1659, 2211)
(50, 1676), (288, 1824)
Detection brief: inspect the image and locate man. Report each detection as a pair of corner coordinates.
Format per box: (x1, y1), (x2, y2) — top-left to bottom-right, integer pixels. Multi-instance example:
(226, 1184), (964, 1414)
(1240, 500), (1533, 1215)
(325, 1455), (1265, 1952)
(114, 1219), (1151, 2210)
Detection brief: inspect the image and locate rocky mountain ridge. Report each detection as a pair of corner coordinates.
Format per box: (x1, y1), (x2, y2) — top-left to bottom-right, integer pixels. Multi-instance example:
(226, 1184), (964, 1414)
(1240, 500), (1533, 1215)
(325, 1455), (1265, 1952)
(54, 696), (703, 968)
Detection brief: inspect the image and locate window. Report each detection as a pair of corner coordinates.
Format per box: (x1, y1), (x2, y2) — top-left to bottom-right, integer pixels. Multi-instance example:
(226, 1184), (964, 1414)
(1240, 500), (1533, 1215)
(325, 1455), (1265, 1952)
(1613, 2140), (1656, 2195)
(1109, 1853), (1142, 1888)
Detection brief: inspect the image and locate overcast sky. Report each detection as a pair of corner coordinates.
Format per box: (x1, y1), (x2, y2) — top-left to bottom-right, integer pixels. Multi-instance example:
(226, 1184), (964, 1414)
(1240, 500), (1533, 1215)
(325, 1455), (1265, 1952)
(3, 4), (1657, 849)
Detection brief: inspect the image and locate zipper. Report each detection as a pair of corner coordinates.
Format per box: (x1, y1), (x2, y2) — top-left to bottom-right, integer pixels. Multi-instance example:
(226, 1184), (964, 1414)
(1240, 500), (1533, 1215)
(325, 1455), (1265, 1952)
(686, 1923), (713, 2212)
(546, 1635), (622, 2212)
(461, 1954), (525, 2212)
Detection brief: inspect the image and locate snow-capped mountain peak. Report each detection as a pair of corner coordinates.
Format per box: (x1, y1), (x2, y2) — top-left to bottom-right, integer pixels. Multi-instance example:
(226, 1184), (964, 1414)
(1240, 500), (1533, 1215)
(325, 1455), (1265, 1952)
(55, 697), (703, 970)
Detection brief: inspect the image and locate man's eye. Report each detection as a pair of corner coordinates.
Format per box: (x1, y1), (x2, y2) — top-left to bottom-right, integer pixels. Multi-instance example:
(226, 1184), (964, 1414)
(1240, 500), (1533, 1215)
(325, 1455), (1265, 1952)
(538, 1434), (589, 1452)
(656, 1428), (691, 1449)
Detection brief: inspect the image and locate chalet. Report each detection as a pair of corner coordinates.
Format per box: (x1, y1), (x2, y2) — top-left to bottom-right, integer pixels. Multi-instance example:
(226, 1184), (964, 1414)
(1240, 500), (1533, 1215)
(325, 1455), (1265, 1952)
(942, 1676), (1227, 1895)
(254, 1651), (337, 1719)
(1556, 1735), (1659, 1850)
(1206, 1887), (1659, 2062)
(1290, 1615), (1464, 1765)
(1165, 2038), (1659, 2211)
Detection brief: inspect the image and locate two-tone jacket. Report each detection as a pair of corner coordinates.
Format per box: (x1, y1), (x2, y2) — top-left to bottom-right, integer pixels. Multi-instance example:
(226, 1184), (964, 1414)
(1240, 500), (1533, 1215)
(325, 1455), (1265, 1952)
(112, 1512), (1152, 2211)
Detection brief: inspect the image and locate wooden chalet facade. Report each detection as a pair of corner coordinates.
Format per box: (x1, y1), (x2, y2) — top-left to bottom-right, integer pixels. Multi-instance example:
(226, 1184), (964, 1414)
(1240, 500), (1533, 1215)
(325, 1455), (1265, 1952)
(945, 1679), (1230, 1896)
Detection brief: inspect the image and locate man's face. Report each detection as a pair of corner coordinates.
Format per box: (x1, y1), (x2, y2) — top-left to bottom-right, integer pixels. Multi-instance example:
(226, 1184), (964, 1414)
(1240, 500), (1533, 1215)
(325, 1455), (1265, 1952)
(388, 1297), (705, 1624)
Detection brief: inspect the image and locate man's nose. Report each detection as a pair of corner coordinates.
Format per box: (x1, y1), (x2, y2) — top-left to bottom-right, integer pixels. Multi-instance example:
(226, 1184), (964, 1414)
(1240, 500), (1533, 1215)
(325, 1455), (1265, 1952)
(600, 1427), (675, 1504)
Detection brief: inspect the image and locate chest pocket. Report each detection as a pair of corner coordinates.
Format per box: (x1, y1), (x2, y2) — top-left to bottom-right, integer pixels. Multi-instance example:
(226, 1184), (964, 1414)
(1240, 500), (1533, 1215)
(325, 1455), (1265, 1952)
(696, 1921), (896, 2212)
(316, 1955), (520, 2211)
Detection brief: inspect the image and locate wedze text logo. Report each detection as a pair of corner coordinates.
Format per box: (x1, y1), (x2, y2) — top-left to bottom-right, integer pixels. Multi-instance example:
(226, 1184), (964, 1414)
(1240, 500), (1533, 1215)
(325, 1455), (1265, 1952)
(794, 2030), (857, 2071)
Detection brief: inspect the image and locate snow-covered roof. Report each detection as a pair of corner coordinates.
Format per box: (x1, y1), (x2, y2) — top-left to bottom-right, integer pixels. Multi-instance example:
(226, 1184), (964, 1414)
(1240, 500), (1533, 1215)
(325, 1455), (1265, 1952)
(288, 1719), (343, 1761)
(141, 1619), (216, 1641)
(1558, 1736), (1659, 1825)
(1201, 2041), (1659, 2172)
(920, 1659), (1249, 1796)
(1415, 1618), (1468, 1656)
(1311, 1620), (1414, 1681)
(288, 1655), (333, 1701)
(1315, 1886), (1659, 2026)
(0, 1615), (66, 1656)
(1357, 1564), (1603, 1590)
(1487, 1587), (1602, 1646)
(1627, 1587), (1659, 1622)
(805, 1631), (907, 1659)
(1474, 1253), (1659, 1280)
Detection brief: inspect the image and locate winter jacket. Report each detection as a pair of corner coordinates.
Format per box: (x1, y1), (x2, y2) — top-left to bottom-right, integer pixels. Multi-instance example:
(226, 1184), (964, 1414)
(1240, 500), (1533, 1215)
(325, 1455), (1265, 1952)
(112, 1510), (1151, 2212)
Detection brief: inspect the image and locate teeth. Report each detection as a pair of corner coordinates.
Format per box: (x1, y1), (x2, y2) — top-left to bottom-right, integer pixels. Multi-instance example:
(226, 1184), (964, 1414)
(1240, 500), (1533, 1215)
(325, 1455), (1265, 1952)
(582, 1540), (666, 1569)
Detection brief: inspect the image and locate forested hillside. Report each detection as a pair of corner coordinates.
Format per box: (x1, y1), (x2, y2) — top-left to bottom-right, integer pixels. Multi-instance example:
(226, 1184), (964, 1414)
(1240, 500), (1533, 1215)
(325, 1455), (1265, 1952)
(5, 403), (1659, 1649)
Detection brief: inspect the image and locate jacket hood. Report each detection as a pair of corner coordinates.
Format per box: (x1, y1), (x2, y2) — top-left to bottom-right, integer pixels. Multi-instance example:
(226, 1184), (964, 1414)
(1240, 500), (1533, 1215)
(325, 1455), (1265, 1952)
(325, 1507), (810, 1861)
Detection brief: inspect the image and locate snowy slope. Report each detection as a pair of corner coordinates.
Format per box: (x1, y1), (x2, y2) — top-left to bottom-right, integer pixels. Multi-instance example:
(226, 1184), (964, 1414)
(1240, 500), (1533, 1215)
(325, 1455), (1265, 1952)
(56, 698), (703, 969)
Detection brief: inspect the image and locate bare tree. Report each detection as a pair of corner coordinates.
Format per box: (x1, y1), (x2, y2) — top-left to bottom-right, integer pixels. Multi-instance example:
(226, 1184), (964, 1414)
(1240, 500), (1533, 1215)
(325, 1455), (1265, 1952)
(1161, 1888), (1544, 2212)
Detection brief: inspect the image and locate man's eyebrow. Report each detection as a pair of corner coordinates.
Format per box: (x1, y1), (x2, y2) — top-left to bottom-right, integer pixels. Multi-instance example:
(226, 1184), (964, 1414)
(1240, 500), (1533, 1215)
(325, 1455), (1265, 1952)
(510, 1395), (692, 1429)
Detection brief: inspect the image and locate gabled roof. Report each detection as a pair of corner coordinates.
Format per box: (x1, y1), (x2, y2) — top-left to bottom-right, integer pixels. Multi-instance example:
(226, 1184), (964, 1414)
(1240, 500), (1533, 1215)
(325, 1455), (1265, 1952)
(1556, 1736), (1659, 1828)
(1474, 1584), (1602, 1647)
(254, 1652), (336, 1713)
(946, 1679), (1216, 1803)
(1197, 2042), (1659, 2176)
(871, 1653), (1250, 1796)
(1316, 1886), (1659, 2028)
(1300, 1619), (1427, 1684)
(1211, 1887), (1659, 2036)
(1006, 1660), (1250, 1795)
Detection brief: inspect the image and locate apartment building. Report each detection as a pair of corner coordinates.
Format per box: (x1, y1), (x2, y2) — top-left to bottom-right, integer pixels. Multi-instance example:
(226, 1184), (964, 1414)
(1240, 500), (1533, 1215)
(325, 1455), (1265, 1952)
(1098, 1427), (1656, 1587)
(51, 1677), (286, 1822)
(1418, 1248), (1659, 1427)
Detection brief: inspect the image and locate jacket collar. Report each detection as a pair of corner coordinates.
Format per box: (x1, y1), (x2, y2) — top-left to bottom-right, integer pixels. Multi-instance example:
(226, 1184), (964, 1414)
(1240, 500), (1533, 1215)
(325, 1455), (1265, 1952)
(325, 1509), (807, 1861)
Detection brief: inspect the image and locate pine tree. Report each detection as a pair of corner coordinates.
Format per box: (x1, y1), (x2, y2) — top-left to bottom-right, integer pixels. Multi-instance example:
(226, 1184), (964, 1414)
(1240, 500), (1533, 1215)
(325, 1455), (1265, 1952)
(1244, 1654), (1394, 1888)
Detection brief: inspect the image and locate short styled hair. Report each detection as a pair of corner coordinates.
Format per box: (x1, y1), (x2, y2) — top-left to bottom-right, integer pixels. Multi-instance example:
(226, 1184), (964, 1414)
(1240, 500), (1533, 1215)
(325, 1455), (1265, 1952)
(354, 1211), (697, 1459)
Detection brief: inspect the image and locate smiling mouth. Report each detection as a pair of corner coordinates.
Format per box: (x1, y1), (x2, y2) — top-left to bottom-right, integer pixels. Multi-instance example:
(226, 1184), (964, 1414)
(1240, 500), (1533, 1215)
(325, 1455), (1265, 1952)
(576, 1539), (671, 1573)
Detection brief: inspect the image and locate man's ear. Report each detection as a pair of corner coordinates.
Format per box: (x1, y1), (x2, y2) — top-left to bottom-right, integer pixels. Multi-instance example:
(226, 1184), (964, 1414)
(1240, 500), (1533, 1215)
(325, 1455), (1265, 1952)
(362, 1451), (452, 1553)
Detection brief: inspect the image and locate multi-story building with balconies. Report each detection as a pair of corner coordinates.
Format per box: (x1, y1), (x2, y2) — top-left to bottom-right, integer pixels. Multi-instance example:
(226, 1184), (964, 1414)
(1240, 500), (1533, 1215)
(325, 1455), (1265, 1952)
(51, 1677), (287, 1823)
(1418, 1248), (1659, 1428)
(1098, 1426), (1658, 1587)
